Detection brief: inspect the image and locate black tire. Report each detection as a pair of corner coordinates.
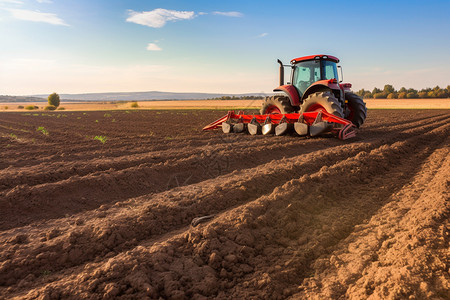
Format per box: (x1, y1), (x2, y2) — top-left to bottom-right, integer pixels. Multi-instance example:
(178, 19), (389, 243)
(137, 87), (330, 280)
(299, 91), (344, 118)
(345, 92), (367, 128)
(260, 95), (296, 115)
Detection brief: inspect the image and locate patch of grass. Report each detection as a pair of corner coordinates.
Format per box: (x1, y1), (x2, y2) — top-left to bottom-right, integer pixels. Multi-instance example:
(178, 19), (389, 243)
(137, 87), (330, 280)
(44, 105), (56, 111)
(4, 106), (8, 110)
(32, 113), (39, 116)
(130, 101), (139, 108)
(57, 107), (65, 110)
(93, 135), (107, 144)
(103, 113), (112, 118)
(17, 105), (24, 109)
(77, 117), (81, 119)
(111, 119), (116, 122)
(9, 133), (18, 139)
(25, 105), (35, 110)
(36, 126), (49, 135)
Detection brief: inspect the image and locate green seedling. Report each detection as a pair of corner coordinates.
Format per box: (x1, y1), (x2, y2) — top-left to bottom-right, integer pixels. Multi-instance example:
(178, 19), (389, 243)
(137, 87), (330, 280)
(36, 126), (49, 135)
(9, 133), (18, 139)
(103, 113), (112, 118)
(94, 135), (107, 144)
(95, 120), (99, 123)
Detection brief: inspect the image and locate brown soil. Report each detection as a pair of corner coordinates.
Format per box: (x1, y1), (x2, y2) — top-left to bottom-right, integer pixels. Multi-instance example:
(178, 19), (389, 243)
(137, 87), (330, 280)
(0, 109), (449, 299)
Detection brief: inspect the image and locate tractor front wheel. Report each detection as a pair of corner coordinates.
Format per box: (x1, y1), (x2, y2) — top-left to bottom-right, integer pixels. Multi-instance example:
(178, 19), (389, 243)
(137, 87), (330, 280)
(299, 91), (344, 118)
(260, 95), (296, 115)
(345, 92), (367, 128)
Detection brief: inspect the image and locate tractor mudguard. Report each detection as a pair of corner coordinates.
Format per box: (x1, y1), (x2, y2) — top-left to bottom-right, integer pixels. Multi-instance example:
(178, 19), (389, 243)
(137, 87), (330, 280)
(302, 80), (341, 102)
(273, 85), (301, 106)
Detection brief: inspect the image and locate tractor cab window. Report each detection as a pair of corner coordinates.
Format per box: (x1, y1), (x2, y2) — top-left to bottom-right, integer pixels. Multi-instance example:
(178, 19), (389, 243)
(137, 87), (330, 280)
(322, 60), (338, 80)
(292, 60), (320, 97)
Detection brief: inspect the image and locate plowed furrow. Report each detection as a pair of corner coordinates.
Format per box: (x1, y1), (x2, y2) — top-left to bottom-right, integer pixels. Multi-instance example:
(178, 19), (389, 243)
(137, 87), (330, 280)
(1, 114), (448, 230)
(1, 118), (448, 298)
(294, 141), (450, 299)
(0, 141), (380, 285)
(6, 115), (449, 299)
(2, 109), (447, 189)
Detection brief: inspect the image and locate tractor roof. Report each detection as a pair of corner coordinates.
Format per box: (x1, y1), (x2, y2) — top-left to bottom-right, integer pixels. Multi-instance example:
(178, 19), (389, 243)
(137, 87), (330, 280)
(291, 54), (339, 64)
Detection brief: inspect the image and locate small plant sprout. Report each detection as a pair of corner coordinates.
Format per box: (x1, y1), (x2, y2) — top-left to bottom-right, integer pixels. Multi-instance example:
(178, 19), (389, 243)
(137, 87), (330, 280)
(36, 126), (49, 135)
(94, 136), (107, 144)
(103, 113), (112, 118)
(9, 133), (18, 139)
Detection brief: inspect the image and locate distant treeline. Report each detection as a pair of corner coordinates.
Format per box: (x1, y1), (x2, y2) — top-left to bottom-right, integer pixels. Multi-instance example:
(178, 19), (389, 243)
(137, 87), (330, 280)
(356, 85), (450, 99)
(208, 95), (265, 100)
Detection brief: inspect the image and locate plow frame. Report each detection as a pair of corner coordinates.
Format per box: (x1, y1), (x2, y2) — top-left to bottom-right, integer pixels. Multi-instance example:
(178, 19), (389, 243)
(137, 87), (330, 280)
(203, 111), (357, 140)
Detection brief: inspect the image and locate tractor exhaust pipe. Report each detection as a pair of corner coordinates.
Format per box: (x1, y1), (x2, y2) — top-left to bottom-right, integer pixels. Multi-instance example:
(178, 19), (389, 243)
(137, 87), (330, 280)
(277, 59), (284, 86)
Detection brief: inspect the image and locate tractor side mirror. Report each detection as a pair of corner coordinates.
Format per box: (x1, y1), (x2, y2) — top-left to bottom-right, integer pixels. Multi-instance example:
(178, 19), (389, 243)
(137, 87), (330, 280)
(337, 66), (343, 83)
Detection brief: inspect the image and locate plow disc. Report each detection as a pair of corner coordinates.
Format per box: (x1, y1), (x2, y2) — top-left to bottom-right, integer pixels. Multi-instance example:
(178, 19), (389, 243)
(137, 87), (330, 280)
(203, 111), (357, 140)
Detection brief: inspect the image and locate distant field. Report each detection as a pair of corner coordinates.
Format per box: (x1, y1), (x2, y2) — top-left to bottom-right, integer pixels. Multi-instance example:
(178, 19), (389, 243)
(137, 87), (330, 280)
(0, 98), (449, 111)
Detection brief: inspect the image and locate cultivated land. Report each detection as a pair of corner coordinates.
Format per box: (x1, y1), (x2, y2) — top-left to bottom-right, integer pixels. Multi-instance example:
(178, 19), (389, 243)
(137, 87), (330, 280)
(1, 98), (450, 111)
(0, 109), (449, 299)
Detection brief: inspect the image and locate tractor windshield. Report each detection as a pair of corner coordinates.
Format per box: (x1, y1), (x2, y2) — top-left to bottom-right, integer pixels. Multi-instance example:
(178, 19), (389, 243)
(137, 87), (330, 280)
(292, 60), (321, 98)
(292, 59), (339, 98)
(322, 60), (338, 80)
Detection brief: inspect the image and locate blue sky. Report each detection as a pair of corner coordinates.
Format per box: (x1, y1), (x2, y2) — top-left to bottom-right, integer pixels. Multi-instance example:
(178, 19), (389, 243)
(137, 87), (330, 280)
(1, 0), (449, 95)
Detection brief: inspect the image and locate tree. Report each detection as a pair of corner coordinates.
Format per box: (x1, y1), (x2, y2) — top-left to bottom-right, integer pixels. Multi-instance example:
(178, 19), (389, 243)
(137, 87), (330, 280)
(398, 92), (407, 99)
(372, 87), (382, 95)
(387, 93), (398, 99)
(373, 92), (386, 99)
(398, 87), (407, 94)
(383, 84), (395, 95)
(48, 92), (60, 107)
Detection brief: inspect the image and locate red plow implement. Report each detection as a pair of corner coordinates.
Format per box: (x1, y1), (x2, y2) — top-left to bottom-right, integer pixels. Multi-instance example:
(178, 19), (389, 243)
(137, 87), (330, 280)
(203, 111), (357, 140)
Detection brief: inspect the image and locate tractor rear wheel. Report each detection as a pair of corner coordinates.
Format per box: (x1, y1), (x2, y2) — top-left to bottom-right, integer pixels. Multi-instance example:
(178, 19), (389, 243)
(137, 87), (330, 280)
(345, 92), (367, 128)
(299, 91), (344, 117)
(260, 95), (296, 114)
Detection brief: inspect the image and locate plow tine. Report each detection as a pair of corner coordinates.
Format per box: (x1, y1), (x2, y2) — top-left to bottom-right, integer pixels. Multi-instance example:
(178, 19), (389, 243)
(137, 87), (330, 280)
(294, 113), (308, 136)
(222, 122), (232, 133)
(262, 116), (274, 135)
(233, 123), (246, 133)
(275, 116), (292, 136)
(310, 122), (332, 137)
(262, 123), (274, 135)
(248, 117), (261, 135)
(310, 111), (332, 137)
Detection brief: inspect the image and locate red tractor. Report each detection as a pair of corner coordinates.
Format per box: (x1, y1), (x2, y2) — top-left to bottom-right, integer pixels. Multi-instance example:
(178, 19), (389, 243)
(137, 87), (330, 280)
(261, 54), (366, 127)
(204, 55), (367, 139)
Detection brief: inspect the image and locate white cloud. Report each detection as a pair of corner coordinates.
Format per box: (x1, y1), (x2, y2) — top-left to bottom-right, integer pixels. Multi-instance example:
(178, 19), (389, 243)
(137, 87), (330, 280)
(258, 33), (268, 38)
(36, 0), (53, 3)
(0, 0), (23, 4)
(6, 8), (68, 25)
(146, 43), (162, 51)
(212, 11), (243, 17)
(126, 8), (195, 28)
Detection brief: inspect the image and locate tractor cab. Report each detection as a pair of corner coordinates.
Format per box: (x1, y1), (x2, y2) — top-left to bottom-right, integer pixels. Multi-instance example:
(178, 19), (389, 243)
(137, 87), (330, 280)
(290, 55), (340, 99)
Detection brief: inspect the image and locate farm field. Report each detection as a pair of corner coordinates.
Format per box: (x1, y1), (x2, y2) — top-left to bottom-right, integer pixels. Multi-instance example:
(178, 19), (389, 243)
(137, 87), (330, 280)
(1, 97), (450, 111)
(0, 109), (449, 299)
